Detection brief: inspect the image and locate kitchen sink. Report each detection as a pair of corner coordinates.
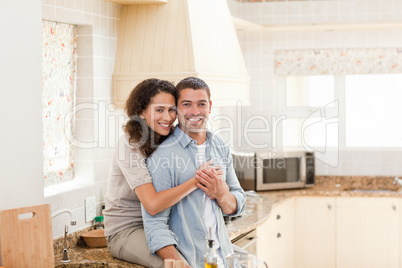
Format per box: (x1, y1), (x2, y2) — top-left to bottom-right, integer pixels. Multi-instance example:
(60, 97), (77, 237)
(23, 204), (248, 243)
(350, 189), (399, 194)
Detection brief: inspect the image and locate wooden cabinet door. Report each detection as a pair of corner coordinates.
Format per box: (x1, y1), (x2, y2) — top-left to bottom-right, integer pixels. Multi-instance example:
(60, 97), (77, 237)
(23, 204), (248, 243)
(336, 197), (400, 268)
(256, 197), (295, 268)
(295, 196), (336, 268)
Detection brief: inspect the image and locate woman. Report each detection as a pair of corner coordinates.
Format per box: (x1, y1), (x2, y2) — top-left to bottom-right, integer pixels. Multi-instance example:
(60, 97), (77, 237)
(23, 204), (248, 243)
(103, 78), (219, 267)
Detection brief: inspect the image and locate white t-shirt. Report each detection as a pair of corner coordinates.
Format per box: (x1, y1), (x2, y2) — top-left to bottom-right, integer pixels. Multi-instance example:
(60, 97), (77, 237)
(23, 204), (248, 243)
(195, 144), (224, 267)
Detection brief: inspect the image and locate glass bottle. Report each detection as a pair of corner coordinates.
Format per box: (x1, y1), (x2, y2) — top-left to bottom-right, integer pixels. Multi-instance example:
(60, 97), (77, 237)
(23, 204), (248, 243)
(94, 216), (104, 229)
(204, 234), (218, 268)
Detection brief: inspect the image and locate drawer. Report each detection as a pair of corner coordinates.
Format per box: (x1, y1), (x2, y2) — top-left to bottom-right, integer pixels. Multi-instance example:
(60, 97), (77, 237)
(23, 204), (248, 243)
(264, 223), (295, 268)
(266, 198), (295, 232)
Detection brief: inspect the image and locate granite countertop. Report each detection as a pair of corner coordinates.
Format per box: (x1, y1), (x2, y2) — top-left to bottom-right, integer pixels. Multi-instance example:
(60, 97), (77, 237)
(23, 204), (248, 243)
(55, 176), (402, 267)
(54, 247), (143, 267)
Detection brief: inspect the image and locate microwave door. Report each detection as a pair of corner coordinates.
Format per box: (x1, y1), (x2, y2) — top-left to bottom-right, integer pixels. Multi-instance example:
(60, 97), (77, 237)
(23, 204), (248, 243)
(233, 152), (256, 191)
(257, 157), (305, 190)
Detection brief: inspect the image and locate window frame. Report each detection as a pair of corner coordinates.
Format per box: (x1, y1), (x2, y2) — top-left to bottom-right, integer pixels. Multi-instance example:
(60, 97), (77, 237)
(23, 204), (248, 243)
(278, 74), (402, 151)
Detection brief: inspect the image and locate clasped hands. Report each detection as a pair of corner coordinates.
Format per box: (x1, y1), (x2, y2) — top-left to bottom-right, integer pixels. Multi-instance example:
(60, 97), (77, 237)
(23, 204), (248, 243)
(195, 161), (229, 200)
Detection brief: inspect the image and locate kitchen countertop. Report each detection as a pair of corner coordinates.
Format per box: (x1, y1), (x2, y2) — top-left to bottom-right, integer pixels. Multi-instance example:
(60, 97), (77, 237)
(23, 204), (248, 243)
(56, 176), (402, 267)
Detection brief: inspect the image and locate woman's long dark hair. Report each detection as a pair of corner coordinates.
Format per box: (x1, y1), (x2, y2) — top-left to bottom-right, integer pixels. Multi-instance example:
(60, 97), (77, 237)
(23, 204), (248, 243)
(123, 78), (176, 158)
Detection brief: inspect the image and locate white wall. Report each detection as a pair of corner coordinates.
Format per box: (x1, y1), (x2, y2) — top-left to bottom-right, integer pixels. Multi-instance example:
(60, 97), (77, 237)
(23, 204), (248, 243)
(225, 0), (402, 177)
(0, 0), (45, 209)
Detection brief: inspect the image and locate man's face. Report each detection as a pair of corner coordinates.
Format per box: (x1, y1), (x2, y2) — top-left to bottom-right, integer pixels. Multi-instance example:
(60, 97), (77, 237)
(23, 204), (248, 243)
(177, 88), (212, 135)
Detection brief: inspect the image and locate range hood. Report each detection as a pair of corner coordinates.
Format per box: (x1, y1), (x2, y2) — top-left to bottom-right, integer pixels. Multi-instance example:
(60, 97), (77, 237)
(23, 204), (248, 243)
(111, 0), (250, 108)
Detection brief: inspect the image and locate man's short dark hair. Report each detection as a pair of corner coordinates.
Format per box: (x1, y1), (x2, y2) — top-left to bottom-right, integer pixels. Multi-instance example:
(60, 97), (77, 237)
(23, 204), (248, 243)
(175, 77), (211, 102)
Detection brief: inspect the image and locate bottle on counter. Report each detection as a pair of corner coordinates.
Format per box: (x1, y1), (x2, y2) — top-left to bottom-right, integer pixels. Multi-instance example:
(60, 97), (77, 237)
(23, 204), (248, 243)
(94, 216), (104, 229)
(204, 228), (218, 268)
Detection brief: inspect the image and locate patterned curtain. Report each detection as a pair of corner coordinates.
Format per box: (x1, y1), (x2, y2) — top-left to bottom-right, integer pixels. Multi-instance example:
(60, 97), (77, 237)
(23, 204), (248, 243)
(42, 21), (77, 187)
(275, 48), (402, 76)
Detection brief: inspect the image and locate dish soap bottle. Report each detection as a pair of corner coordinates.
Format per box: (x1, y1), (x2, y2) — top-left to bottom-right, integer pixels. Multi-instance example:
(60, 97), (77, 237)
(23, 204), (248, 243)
(94, 216), (104, 229)
(204, 227), (218, 268)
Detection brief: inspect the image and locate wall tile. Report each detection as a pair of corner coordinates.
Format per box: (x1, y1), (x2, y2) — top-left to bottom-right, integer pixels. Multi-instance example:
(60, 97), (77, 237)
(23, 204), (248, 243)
(92, 0), (100, 14)
(94, 160), (112, 182)
(55, 0), (65, 8)
(75, 147), (94, 161)
(43, 5), (56, 21)
(65, 0), (74, 9)
(100, 0), (108, 17)
(107, 19), (116, 38)
(115, 4), (121, 19)
(55, 7), (65, 21)
(83, 0), (92, 13)
(77, 36), (93, 56)
(74, 0), (83, 12)
(76, 56), (93, 77)
(75, 78), (93, 98)
(100, 17), (108, 36)
(74, 11), (83, 23)
(74, 119), (95, 141)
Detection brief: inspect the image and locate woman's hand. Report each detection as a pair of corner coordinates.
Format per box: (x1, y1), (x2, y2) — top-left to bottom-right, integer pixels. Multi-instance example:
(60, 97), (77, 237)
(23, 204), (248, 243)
(198, 161), (224, 177)
(195, 168), (229, 200)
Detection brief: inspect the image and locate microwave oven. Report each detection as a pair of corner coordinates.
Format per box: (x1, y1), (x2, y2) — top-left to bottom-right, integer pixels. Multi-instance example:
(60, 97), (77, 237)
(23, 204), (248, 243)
(232, 151), (315, 191)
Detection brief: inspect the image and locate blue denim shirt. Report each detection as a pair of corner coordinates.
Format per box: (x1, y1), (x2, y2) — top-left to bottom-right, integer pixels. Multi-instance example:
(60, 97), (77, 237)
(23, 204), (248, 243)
(142, 126), (246, 268)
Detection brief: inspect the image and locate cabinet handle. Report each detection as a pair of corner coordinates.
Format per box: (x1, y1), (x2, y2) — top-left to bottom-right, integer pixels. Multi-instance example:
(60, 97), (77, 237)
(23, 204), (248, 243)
(328, 204), (332, 210)
(392, 205), (397, 211)
(276, 214), (281, 220)
(277, 233), (281, 238)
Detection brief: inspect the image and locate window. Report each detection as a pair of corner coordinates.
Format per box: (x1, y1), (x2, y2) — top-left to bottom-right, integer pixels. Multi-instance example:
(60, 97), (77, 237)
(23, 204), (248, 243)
(278, 75), (339, 150)
(285, 76), (335, 107)
(276, 48), (402, 151)
(42, 21), (77, 187)
(345, 74), (402, 147)
(279, 74), (402, 149)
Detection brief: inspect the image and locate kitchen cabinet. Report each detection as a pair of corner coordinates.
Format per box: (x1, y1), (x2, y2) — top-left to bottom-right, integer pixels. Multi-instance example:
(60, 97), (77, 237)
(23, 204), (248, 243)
(295, 196), (336, 268)
(256, 195), (401, 268)
(336, 197), (400, 268)
(256, 197), (295, 268)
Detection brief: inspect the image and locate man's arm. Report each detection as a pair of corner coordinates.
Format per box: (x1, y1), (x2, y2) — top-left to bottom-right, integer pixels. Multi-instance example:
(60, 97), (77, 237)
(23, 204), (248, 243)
(157, 245), (182, 261)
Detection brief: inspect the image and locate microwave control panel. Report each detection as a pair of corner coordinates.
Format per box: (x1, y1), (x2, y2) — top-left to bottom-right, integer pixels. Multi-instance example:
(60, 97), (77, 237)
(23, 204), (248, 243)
(305, 152), (315, 185)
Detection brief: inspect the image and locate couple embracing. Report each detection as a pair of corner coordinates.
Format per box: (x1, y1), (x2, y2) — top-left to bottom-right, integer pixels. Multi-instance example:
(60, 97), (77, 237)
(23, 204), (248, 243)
(103, 77), (246, 268)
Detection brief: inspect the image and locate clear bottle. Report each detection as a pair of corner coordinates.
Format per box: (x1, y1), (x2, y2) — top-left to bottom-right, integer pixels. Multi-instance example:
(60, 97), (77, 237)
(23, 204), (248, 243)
(94, 216), (104, 229)
(204, 228), (218, 268)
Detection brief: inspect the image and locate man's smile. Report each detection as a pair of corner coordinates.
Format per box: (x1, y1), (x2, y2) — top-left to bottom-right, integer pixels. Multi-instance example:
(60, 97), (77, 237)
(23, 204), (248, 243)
(187, 117), (203, 122)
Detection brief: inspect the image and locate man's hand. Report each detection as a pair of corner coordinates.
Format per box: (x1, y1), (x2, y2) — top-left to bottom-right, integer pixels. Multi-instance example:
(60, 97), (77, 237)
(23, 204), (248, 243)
(195, 169), (237, 215)
(195, 169), (228, 200)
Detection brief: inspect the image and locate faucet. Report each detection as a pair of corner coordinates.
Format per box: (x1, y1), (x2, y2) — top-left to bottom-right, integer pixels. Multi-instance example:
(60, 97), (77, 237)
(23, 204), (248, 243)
(61, 225), (70, 263)
(51, 209), (77, 263)
(393, 177), (402, 186)
(51, 208), (77, 226)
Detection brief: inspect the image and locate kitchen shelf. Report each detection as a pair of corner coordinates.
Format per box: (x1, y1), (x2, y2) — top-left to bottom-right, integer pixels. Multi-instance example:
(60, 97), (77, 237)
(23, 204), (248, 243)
(103, 0), (167, 5)
(232, 17), (402, 32)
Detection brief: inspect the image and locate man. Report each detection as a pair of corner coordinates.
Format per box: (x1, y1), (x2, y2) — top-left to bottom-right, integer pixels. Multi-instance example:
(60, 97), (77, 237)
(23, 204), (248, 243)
(142, 77), (246, 267)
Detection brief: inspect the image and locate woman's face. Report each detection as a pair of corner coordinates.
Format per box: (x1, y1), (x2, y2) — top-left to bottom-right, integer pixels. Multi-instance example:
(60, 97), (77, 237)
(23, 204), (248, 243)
(140, 92), (177, 137)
